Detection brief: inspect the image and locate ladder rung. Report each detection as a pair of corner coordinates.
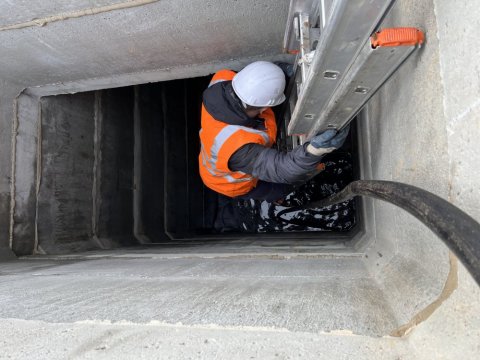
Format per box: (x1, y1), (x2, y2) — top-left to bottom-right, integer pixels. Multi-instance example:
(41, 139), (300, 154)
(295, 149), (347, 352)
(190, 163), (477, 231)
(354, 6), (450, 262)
(304, 27), (425, 139)
(287, 0), (396, 136)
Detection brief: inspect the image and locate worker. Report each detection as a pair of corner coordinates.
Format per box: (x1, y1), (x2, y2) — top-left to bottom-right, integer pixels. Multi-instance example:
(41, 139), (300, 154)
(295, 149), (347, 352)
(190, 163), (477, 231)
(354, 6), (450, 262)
(199, 61), (349, 203)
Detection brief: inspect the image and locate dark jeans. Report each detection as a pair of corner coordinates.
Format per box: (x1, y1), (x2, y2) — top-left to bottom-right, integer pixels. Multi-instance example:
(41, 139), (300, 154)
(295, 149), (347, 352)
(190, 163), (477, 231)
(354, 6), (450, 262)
(213, 181), (292, 232)
(237, 180), (292, 202)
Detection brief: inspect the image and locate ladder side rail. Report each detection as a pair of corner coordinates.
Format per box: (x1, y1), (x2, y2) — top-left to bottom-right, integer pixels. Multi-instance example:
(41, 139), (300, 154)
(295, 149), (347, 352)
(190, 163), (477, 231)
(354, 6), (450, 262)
(288, 0), (396, 135)
(306, 40), (418, 138)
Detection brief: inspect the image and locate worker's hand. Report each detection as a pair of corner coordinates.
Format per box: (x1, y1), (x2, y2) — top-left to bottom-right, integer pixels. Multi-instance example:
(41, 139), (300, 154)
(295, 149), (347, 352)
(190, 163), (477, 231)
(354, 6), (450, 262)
(307, 125), (350, 156)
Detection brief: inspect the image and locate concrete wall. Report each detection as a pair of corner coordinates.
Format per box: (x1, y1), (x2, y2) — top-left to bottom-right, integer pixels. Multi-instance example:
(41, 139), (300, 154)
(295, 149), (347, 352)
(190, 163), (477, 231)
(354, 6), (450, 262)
(410, 0), (480, 354)
(0, 0), (291, 256)
(0, 81), (21, 259)
(136, 84), (167, 242)
(32, 90), (139, 254)
(358, 0), (480, 349)
(37, 93), (97, 254)
(436, 0), (480, 227)
(362, 0), (450, 327)
(136, 78), (211, 241)
(96, 88), (135, 245)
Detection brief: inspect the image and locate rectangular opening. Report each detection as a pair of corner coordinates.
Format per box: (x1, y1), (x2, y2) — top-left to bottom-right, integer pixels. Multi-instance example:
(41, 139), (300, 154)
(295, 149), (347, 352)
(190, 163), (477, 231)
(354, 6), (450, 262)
(35, 75), (363, 254)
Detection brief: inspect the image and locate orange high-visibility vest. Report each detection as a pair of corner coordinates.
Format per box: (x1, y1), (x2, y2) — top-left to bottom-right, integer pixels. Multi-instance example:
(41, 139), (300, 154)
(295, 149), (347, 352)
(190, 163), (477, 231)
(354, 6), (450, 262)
(199, 69), (277, 197)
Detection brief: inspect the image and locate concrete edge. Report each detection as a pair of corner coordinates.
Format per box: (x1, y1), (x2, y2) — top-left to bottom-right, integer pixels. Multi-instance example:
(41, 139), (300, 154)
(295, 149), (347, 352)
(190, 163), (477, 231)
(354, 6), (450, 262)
(24, 53), (295, 98)
(18, 250), (366, 261)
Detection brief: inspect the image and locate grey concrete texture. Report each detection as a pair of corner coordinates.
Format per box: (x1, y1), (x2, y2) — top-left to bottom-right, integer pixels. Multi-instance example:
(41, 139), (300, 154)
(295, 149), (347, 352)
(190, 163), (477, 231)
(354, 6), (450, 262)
(0, 257), (398, 337)
(37, 93), (97, 254)
(434, 0), (480, 222)
(10, 94), (41, 255)
(0, 0), (290, 86)
(0, 318), (411, 360)
(408, 261), (480, 359)
(359, 0), (459, 326)
(0, 80), (22, 250)
(403, 0), (480, 355)
(357, 0), (480, 354)
(33, 89), (139, 254)
(95, 88), (135, 244)
(0, 0), (126, 26)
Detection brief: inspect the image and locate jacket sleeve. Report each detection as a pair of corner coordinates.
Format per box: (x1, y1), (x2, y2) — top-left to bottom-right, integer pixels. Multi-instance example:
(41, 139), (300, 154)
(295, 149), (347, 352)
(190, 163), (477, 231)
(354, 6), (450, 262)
(228, 143), (324, 185)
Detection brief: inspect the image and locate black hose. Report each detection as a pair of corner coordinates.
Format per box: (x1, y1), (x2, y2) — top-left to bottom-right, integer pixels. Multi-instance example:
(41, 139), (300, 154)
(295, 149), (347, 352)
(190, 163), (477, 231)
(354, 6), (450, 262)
(277, 180), (480, 286)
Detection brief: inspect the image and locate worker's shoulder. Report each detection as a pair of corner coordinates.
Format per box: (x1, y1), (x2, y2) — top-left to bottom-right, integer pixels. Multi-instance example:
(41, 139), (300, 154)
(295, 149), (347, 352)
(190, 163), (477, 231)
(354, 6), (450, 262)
(211, 69), (236, 82)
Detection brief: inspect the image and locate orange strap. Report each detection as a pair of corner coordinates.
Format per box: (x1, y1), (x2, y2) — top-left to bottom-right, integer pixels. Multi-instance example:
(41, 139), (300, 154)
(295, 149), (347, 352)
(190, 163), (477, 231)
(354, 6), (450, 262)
(371, 28), (425, 48)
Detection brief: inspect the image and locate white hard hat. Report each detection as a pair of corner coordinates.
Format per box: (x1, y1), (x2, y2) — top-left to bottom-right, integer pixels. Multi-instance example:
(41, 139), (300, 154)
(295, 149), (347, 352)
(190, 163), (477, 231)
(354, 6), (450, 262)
(232, 61), (286, 107)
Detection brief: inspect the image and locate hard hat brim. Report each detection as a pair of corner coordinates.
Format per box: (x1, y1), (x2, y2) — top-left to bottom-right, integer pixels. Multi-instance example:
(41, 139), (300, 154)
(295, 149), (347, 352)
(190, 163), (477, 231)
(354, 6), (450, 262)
(232, 80), (286, 107)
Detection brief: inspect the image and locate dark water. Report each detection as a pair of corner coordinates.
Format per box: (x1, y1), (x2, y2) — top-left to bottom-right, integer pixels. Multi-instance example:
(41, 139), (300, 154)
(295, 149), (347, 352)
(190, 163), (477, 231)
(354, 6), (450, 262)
(214, 151), (356, 233)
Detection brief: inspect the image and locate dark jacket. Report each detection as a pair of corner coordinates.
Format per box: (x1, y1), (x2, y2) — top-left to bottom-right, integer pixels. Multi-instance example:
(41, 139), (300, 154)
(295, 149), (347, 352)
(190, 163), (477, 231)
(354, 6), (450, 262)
(203, 81), (324, 185)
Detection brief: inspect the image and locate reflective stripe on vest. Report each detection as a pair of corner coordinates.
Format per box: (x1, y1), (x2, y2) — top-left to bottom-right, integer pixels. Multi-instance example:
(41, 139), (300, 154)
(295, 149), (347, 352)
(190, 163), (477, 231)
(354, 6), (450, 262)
(208, 78), (227, 87)
(200, 125), (271, 184)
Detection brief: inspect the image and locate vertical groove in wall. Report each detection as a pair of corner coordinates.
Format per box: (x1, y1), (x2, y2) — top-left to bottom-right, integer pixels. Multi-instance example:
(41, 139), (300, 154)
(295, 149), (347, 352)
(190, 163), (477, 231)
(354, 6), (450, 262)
(133, 86), (140, 239)
(92, 91), (102, 242)
(161, 84), (171, 239)
(33, 100), (43, 253)
(9, 97), (19, 250)
(133, 86), (150, 243)
(184, 81), (190, 230)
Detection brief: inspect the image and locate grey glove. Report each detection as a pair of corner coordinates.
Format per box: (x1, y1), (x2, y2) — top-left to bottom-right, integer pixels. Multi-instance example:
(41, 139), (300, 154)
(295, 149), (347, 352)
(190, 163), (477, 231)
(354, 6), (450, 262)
(307, 125), (350, 156)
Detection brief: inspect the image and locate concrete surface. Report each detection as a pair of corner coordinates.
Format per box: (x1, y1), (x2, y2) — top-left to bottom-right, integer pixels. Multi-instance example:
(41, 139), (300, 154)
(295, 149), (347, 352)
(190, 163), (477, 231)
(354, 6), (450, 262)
(0, 319), (411, 360)
(95, 88), (135, 245)
(435, 0), (480, 222)
(360, 0), (456, 326)
(0, 0), (290, 86)
(408, 262), (480, 359)
(37, 93), (97, 254)
(357, 0), (480, 356)
(10, 93), (40, 255)
(0, 257), (397, 336)
(0, 0), (127, 27)
(0, 0), (479, 358)
(0, 80), (20, 250)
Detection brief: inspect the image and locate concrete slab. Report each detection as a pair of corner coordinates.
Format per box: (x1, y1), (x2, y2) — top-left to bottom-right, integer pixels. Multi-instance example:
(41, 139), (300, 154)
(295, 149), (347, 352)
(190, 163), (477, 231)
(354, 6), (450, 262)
(0, 0), (125, 27)
(0, 257), (398, 336)
(0, 0), (290, 86)
(0, 318), (411, 360)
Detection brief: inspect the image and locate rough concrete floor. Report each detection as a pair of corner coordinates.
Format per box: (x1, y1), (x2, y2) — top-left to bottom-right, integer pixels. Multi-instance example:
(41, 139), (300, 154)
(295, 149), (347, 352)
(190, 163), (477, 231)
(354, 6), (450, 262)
(0, 318), (410, 360)
(0, 255), (398, 337)
(0, 254), (412, 359)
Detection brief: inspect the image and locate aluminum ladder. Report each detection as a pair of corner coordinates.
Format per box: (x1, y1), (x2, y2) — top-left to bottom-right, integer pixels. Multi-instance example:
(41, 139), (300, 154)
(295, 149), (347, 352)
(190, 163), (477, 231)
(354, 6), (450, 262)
(281, 0), (424, 147)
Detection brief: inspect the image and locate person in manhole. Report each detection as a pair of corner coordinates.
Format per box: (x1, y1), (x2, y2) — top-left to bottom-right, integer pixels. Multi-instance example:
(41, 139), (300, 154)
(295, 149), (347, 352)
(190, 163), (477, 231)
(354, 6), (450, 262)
(198, 61), (349, 206)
